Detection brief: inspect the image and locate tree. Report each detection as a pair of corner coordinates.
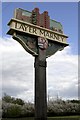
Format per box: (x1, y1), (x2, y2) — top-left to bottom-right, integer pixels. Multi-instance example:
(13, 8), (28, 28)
(14, 98), (24, 105)
(2, 93), (12, 103)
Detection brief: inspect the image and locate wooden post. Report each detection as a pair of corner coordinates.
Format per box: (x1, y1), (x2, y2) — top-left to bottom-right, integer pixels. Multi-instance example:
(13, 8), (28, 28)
(34, 37), (47, 120)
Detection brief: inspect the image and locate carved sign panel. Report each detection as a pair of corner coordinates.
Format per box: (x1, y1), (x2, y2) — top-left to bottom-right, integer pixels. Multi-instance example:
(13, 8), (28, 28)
(7, 18), (68, 57)
(7, 8), (68, 57)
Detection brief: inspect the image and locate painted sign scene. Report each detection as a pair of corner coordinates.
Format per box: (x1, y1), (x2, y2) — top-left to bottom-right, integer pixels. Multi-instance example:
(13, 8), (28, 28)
(7, 7), (68, 57)
(1, 2), (79, 120)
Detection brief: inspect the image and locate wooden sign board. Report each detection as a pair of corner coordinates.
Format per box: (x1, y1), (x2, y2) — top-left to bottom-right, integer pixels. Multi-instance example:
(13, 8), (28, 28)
(7, 18), (68, 57)
(7, 18), (68, 44)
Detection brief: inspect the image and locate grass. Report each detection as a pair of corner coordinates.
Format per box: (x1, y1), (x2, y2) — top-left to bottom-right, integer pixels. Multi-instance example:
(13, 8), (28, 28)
(49, 116), (80, 118)
(48, 116), (80, 120)
(2, 116), (80, 120)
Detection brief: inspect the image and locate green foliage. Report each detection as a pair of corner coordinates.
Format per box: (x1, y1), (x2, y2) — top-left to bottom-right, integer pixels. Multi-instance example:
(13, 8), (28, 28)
(2, 93), (24, 105)
(6, 105), (21, 118)
(47, 99), (80, 117)
(2, 102), (22, 118)
(13, 98), (24, 105)
(2, 101), (34, 118)
(2, 93), (12, 103)
(70, 99), (80, 104)
(2, 94), (80, 118)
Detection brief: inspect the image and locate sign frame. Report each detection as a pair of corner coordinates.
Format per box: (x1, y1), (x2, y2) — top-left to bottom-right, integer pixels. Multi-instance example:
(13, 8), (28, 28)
(7, 18), (68, 45)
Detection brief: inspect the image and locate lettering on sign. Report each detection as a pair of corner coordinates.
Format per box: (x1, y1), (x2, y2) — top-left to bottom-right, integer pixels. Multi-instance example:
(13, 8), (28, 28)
(8, 19), (68, 44)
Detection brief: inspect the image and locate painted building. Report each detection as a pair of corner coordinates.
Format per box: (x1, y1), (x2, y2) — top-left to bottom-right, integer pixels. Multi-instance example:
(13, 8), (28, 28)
(14, 8), (63, 33)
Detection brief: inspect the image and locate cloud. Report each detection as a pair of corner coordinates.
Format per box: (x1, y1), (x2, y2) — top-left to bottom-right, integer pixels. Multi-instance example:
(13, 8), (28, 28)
(47, 46), (78, 100)
(1, 37), (78, 102)
(1, 37), (34, 102)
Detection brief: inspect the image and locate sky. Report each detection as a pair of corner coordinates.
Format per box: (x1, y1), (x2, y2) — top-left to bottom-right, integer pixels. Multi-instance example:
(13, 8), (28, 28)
(1, 2), (78, 102)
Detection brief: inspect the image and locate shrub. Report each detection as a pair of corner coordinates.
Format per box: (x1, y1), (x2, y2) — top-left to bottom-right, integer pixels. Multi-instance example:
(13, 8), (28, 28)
(2, 102), (22, 118)
(2, 95), (80, 118)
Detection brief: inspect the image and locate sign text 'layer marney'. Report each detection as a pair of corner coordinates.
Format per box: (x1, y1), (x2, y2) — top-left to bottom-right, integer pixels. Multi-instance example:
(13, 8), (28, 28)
(8, 19), (68, 44)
